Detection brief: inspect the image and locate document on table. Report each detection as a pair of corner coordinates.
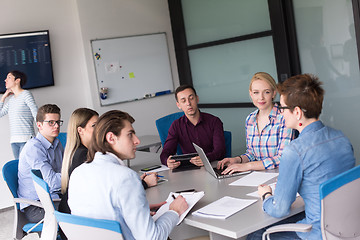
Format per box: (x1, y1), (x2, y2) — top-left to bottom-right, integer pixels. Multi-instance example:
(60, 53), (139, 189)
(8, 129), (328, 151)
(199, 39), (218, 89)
(153, 191), (205, 225)
(192, 196), (257, 219)
(140, 164), (169, 173)
(247, 182), (300, 198)
(229, 171), (279, 187)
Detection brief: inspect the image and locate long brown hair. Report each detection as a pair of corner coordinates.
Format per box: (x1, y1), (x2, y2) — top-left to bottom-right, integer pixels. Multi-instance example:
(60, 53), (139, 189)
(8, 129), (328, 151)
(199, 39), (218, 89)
(87, 110), (135, 162)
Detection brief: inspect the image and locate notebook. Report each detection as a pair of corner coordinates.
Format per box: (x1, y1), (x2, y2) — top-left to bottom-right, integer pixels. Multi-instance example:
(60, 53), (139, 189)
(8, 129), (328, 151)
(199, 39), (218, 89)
(193, 143), (251, 179)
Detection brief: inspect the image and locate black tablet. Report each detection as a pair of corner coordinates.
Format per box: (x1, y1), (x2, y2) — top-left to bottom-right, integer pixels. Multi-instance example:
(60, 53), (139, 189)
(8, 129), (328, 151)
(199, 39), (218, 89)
(171, 153), (198, 161)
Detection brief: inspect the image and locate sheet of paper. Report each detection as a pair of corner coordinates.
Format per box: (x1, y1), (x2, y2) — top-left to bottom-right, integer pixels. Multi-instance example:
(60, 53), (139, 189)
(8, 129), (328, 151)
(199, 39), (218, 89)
(247, 182), (300, 198)
(153, 191), (204, 225)
(140, 164), (169, 173)
(229, 171), (279, 187)
(192, 196), (257, 219)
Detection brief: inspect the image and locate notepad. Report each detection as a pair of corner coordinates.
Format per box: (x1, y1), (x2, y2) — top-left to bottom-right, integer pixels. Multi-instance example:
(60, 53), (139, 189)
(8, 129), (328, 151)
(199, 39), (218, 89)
(152, 191), (204, 225)
(229, 171), (279, 187)
(192, 196), (257, 219)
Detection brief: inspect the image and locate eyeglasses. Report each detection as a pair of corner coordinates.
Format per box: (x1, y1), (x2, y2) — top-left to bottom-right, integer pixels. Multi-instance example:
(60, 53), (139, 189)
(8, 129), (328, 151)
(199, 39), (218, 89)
(43, 120), (64, 127)
(278, 105), (291, 113)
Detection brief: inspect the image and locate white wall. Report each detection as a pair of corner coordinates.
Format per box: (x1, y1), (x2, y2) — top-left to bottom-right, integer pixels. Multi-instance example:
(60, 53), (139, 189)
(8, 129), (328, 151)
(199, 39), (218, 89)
(75, 0), (180, 132)
(0, 0), (179, 209)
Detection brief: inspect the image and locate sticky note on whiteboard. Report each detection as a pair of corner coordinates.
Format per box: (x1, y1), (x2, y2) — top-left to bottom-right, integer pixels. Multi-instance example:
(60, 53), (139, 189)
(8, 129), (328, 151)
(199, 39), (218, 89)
(129, 72), (135, 79)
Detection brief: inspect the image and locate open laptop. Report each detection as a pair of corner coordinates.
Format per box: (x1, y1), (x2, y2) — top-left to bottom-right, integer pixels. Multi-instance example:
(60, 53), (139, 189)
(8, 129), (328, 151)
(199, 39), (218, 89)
(193, 143), (251, 179)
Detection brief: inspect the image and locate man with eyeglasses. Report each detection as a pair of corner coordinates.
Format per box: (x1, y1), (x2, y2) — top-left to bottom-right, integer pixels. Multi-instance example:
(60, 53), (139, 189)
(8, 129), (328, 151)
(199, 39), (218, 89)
(18, 104), (64, 223)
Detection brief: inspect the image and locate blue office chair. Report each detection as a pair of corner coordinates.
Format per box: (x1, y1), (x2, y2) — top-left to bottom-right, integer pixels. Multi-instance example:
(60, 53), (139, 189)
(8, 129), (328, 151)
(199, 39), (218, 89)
(31, 169), (59, 240)
(262, 165), (360, 240)
(155, 112), (232, 157)
(2, 160), (43, 239)
(57, 132), (67, 148)
(155, 112), (184, 155)
(54, 211), (123, 240)
(223, 130), (231, 158)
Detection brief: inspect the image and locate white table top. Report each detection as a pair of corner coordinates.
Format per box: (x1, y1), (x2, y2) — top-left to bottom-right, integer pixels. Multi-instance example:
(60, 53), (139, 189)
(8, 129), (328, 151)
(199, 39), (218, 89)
(136, 135), (161, 151)
(133, 155), (304, 239)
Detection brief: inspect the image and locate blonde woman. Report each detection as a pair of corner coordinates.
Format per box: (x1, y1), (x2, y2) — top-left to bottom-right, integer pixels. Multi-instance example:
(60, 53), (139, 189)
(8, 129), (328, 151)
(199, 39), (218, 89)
(58, 108), (99, 214)
(218, 72), (294, 173)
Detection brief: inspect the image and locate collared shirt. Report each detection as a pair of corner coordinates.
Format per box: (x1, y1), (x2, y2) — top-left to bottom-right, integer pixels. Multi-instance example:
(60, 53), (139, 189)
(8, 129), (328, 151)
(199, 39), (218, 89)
(243, 104), (293, 169)
(160, 112), (226, 165)
(0, 90), (38, 143)
(68, 152), (179, 240)
(17, 132), (63, 210)
(262, 121), (355, 239)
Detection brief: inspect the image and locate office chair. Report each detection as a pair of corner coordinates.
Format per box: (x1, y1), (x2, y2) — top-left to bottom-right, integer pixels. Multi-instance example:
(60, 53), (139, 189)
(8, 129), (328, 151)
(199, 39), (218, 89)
(30, 169), (60, 240)
(57, 132), (67, 148)
(155, 112), (185, 154)
(155, 112), (232, 157)
(262, 165), (360, 240)
(2, 160), (43, 240)
(54, 210), (124, 240)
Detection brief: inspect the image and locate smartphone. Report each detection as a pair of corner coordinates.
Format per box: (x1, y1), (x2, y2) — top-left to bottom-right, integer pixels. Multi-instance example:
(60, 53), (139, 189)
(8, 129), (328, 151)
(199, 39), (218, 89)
(141, 165), (161, 172)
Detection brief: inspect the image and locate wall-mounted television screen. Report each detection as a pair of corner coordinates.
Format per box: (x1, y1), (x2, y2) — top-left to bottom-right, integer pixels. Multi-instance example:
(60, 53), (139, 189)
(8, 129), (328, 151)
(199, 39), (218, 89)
(0, 30), (54, 93)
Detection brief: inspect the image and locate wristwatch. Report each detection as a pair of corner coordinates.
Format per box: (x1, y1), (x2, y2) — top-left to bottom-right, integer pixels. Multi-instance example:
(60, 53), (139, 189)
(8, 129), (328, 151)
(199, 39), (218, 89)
(262, 191), (272, 201)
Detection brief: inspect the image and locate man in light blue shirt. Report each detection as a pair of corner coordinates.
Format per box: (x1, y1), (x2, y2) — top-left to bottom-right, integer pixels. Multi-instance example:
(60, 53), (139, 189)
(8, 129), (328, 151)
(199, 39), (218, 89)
(18, 104), (64, 223)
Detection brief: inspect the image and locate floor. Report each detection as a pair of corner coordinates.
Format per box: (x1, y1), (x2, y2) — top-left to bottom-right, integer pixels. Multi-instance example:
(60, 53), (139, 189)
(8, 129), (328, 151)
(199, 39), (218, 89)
(0, 208), (39, 240)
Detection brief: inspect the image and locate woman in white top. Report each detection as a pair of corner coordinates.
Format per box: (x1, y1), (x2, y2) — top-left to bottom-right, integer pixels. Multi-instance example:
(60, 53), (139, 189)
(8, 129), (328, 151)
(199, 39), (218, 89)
(68, 110), (188, 240)
(0, 71), (38, 159)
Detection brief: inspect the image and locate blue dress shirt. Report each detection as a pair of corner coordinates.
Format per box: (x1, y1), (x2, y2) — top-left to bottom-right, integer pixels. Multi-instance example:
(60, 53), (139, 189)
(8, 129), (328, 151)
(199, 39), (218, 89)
(262, 121), (355, 239)
(17, 132), (63, 210)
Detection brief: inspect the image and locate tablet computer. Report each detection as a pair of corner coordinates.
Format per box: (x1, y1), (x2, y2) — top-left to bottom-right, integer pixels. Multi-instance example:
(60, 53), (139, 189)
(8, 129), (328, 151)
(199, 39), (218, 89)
(171, 153), (198, 161)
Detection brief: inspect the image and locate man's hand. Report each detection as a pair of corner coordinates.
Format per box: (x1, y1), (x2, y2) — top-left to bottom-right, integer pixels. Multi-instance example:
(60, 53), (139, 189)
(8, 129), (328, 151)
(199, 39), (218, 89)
(169, 195), (188, 216)
(141, 172), (158, 188)
(190, 156), (203, 166)
(167, 156), (181, 169)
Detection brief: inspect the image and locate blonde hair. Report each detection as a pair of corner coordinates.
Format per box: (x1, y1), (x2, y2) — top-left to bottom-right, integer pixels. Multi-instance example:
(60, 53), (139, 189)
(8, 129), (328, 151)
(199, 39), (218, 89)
(249, 72), (277, 92)
(61, 108), (98, 193)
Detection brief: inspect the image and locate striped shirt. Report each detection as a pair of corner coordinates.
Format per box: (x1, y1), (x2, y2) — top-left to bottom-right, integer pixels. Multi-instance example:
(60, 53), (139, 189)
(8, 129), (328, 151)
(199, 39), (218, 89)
(0, 90), (38, 143)
(243, 104), (293, 169)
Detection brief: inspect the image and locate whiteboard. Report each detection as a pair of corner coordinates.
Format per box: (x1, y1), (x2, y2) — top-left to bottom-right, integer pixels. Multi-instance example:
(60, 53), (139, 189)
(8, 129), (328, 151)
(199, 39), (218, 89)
(91, 33), (174, 106)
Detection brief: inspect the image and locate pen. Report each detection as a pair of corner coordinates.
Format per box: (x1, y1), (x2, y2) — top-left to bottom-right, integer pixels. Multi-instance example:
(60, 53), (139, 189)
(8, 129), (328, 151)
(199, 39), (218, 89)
(145, 173), (164, 178)
(172, 194), (176, 200)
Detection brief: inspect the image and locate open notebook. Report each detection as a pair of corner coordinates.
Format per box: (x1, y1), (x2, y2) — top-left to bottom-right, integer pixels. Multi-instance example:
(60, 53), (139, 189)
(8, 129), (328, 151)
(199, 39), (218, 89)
(152, 191), (204, 225)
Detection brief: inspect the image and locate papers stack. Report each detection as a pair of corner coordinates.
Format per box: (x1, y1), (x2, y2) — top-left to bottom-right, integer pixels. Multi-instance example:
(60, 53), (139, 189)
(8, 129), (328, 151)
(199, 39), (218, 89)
(153, 191), (204, 225)
(192, 196), (257, 219)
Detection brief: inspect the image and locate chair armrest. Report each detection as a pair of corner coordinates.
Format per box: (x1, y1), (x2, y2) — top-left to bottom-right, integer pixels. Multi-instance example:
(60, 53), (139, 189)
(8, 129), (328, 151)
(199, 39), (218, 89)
(14, 198), (43, 208)
(265, 223), (312, 234)
(53, 198), (61, 202)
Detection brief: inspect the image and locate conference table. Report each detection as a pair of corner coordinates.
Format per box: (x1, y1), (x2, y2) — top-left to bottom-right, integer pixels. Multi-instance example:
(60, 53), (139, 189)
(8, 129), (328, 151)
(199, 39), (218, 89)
(131, 151), (305, 240)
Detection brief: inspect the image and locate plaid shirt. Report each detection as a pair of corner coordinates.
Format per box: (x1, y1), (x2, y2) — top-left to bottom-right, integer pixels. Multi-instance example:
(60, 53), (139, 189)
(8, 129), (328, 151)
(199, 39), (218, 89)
(243, 104), (293, 169)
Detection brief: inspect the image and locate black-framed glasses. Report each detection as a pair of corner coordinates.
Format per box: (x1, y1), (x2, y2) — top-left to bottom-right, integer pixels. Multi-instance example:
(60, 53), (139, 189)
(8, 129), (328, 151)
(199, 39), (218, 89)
(278, 105), (291, 113)
(43, 120), (64, 127)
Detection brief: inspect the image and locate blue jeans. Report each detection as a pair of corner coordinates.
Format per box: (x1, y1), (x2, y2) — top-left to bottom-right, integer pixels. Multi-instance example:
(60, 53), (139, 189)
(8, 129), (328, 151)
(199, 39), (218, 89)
(246, 212), (305, 240)
(11, 142), (26, 159)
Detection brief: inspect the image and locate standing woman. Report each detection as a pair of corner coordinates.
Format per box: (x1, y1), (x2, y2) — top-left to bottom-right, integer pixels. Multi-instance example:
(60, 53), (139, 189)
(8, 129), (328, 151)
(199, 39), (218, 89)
(218, 72), (293, 173)
(68, 110), (188, 240)
(59, 108), (99, 214)
(0, 71), (38, 159)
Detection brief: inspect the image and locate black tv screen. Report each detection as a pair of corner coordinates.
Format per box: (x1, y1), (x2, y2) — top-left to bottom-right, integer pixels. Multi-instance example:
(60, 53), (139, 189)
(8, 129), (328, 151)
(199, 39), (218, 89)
(0, 30), (54, 93)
